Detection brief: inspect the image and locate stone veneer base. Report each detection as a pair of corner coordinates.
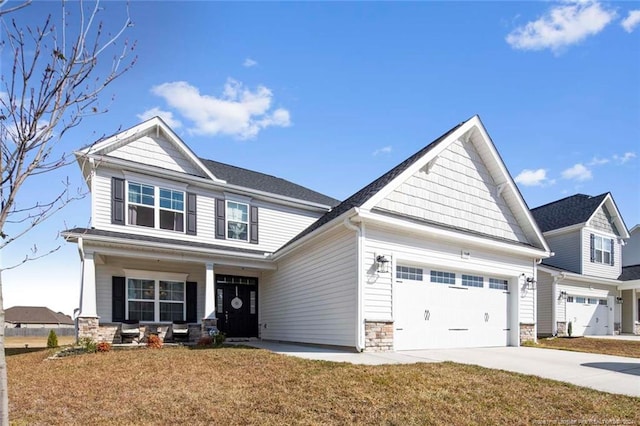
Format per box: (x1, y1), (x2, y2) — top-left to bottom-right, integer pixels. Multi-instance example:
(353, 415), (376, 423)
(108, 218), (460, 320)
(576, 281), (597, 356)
(364, 320), (394, 352)
(519, 323), (536, 344)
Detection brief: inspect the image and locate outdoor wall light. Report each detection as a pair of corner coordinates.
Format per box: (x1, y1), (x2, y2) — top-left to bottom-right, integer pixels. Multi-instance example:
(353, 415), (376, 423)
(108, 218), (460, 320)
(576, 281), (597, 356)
(616, 297), (623, 304)
(375, 255), (390, 274)
(559, 291), (567, 300)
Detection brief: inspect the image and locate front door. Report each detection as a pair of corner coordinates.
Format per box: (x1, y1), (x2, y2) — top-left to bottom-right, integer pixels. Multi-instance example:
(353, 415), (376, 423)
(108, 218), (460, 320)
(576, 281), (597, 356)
(215, 275), (258, 338)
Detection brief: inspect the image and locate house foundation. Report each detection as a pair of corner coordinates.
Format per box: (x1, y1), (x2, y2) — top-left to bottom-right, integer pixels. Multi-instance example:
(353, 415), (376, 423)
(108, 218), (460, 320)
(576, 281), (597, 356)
(364, 320), (393, 352)
(556, 321), (567, 337)
(519, 323), (536, 344)
(77, 317), (99, 341)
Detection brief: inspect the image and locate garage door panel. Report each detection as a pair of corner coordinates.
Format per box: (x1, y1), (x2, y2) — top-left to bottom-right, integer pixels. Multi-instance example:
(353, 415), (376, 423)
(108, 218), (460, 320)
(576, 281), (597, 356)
(566, 296), (609, 336)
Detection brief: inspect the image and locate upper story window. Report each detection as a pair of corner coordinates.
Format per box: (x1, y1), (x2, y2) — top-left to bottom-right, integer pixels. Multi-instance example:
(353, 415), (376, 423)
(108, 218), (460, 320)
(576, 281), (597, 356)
(591, 234), (613, 265)
(122, 181), (186, 232)
(128, 183), (155, 228)
(159, 189), (185, 232)
(227, 201), (249, 241)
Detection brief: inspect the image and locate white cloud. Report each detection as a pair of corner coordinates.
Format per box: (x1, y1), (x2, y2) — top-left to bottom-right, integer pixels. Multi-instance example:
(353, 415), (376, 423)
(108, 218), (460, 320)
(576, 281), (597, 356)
(514, 168), (550, 186)
(373, 146), (392, 156)
(561, 163), (592, 181)
(137, 107), (183, 129)
(621, 10), (640, 32)
(150, 79), (291, 140)
(506, 1), (616, 52)
(243, 58), (258, 68)
(613, 152), (636, 164)
(587, 156), (609, 166)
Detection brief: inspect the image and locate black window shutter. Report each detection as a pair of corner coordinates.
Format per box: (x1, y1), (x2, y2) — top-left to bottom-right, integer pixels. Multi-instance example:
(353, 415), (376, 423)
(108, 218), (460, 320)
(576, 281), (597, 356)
(610, 238), (615, 266)
(112, 276), (126, 322)
(215, 198), (226, 239)
(186, 192), (197, 235)
(590, 233), (595, 262)
(186, 282), (197, 322)
(250, 205), (259, 244)
(112, 177), (125, 225)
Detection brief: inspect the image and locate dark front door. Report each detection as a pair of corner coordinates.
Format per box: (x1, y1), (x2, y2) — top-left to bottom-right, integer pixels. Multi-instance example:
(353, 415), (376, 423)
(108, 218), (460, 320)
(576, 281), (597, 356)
(216, 276), (258, 338)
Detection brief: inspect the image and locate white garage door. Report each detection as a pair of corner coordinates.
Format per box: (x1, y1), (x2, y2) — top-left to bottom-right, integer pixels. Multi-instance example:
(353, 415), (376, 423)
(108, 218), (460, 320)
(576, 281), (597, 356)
(566, 296), (609, 336)
(394, 267), (510, 350)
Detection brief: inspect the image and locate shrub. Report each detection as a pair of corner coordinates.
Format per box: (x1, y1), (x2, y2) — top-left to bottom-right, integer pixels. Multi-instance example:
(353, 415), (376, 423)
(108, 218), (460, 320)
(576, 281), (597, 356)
(567, 322), (573, 337)
(197, 336), (213, 347)
(96, 341), (112, 352)
(46, 330), (58, 348)
(79, 337), (97, 353)
(146, 334), (163, 349)
(196, 333), (225, 348)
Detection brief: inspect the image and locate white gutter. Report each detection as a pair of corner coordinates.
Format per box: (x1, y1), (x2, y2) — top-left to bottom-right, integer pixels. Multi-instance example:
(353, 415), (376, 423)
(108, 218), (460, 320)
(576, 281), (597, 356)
(538, 266), (622, 286)
(343, 211), (364, 352)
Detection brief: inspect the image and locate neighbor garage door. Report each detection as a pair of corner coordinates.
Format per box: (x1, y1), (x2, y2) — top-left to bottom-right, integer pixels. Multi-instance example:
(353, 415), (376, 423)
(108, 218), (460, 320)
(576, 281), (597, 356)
(565, 296), (609, 336)
(394, 266), (510, 350)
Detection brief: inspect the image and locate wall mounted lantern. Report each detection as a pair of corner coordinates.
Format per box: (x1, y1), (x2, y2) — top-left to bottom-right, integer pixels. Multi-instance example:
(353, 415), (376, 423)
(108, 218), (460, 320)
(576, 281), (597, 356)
(616, 297), (623, 304)
(375, 255), (390, 274)
(559, 291), (567, 300)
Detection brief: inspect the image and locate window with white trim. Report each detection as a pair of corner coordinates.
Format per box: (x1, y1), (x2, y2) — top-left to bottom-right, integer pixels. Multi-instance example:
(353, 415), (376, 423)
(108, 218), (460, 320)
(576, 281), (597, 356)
(430, 270), (455, 284)
(575, 296), (586, 304)
(227, 201), (249, 241)
(127, 182), (185, 232)
(593, 235), (612, 265)
(126, 278), (185, 322)
(396, 266), (423, 281)
(462, 274), (483, 288)
(489, 278), (508, 290)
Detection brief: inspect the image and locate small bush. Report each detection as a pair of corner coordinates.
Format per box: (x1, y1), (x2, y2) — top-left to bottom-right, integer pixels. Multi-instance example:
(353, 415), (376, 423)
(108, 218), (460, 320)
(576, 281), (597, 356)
(79, 337), (97, 353)
(196, 333), (225, 348)
(197, 336), (213, 347)
(96, 342), (112, 353)
(146, 334), (163, 349)
(46, 330), (58, 348)
(567, 322), (573, 337)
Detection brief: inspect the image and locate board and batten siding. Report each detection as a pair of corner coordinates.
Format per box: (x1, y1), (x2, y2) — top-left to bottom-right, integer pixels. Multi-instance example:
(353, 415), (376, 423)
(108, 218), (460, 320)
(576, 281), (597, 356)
(94, 257), (206, 322)
(91, 167), (322, 252)
(542, 231), (582, 273)
(260, 227), (357, 348)
(536, 271), (554, 336)
(362, 224), (536, 325)
(107, 135), (205, 176)
(375, 139), (528, 244)
(581, 227), (622, 280)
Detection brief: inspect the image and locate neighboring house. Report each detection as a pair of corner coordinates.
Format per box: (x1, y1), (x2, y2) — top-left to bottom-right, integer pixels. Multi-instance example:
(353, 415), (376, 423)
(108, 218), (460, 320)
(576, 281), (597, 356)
(63, 115), (551, 351)
(4, 306), (74, 328)
(531, 194), (630, 337)
(620, 224), (640, 334)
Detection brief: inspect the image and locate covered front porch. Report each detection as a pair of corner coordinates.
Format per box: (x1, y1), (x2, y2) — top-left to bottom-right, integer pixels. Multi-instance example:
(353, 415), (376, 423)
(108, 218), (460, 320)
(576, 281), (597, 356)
(68, 231), (275, 344)
(619, 281), (640, 335)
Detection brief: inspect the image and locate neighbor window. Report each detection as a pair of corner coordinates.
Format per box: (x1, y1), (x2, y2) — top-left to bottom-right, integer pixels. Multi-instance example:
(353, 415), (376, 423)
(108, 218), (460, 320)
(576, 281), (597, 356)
(127, 278), (185, 322)
(462, 274), (483, 288)
(430, 270), (455, 285)
(575, 297), (586, 304)
(593, 235), (612, 265)
(489, 278), (508, 290)
(159, 188), (185, 232)
(396, 266), (423, 281)
(227, 201), (249, 241)
(128, 183), (155, 228)
(598, 299), (607, 306)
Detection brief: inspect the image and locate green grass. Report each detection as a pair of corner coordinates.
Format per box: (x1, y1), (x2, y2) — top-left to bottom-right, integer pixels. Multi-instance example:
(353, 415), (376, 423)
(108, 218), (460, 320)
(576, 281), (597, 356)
(536, 337), (640, 358)
(7, 346), (639, 425)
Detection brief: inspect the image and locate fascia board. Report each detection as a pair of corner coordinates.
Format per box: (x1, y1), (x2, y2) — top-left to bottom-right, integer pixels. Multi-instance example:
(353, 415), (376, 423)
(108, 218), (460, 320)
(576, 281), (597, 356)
(359, 209), (550, 259)
(538, 265), (621, 286)
(618, 280), (640, 290)
(585, 194), (630, 239)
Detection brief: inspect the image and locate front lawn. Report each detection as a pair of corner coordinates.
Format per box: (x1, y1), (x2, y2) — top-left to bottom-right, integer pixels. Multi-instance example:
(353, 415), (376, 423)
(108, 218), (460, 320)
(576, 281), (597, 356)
(8, 346), (640, 425)
(537, 337), (640, 358)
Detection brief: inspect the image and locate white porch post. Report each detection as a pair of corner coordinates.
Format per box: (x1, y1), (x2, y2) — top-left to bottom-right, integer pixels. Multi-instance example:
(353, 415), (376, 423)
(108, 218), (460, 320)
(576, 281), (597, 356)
(204, 262), (215, 319)
(634, 289), (639, 335)
(79, 251), (98, 318)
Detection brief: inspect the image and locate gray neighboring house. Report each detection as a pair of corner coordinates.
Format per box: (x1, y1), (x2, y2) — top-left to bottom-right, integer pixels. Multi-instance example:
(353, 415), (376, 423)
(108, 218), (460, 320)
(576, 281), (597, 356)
(620, 224), (640, 334)
(4, 306), (74, 329)
(531, 193), (631, 337)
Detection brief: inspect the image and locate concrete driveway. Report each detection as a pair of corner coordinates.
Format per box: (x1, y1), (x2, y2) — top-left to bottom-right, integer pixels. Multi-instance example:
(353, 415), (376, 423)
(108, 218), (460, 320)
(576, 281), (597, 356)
(239, 341), (640, 397)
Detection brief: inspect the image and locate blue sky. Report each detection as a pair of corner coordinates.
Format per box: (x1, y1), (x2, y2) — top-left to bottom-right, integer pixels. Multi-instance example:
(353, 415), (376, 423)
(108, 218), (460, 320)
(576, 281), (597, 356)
(1, 1), (639, 315)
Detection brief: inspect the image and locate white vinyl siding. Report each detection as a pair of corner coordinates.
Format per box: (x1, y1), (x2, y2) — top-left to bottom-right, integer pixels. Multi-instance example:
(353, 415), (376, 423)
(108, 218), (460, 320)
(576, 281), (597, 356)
(260, 227), (357, 347)
(581, 228), (621, 279)
(91, 168), (323, 252)
(543, 231), (581, 273)
(375, 139), (528, 244)
(107, 134), (205, 176)
(556, 280), (616, 335)
(622, 228), (640, 267)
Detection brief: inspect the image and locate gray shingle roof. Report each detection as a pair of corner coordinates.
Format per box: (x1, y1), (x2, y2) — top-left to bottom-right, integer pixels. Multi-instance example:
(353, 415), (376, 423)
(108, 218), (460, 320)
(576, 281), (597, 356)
(278, 119), (466, 251)
(63, 228), (269, 255)
(199, 158), (340, 207)
(530, 193), (609, 233)
(620, 264), (640, 281)
(5, 306), (73, 325)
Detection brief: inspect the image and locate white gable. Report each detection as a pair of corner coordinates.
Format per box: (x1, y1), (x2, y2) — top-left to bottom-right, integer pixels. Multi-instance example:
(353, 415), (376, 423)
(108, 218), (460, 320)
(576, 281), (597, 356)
(107, 134), (204, 176)
(375, 138), (529, 243)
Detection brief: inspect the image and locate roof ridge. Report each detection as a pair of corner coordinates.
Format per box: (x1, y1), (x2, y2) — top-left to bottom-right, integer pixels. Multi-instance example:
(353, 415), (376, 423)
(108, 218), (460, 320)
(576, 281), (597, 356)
(530, 193), (592, 211)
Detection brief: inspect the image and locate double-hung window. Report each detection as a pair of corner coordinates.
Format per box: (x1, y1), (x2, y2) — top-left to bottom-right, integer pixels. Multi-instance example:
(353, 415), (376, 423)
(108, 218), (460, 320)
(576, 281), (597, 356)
(159, 188), (184, 232)
(593, 235), (612, 265)
(128, 183), (155, 228)
(227, 201), (249, 241)
(127, 278), (185, 322)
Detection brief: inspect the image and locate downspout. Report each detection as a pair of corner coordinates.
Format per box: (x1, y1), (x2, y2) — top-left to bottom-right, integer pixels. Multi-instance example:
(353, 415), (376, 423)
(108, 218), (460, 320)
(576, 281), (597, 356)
(552, 272), (566, 336)
(343, 213), (364, 352)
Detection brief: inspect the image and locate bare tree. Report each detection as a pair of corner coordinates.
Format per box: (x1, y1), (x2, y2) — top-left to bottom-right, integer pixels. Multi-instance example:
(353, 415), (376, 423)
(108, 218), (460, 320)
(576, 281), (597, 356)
(0, 0), (135, 423)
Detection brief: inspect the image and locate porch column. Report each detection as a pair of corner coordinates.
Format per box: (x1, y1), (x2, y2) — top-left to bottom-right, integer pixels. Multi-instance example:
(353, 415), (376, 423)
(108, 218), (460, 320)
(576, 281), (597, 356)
(79, 251), (98, 318)
(634, 289), (639, 335)
(204, 262), (215, 319)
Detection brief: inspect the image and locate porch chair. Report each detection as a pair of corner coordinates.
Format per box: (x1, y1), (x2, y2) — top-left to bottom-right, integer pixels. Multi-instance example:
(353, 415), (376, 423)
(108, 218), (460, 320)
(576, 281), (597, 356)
(172, 320), (190, 342)
(120, 320), (140, 343)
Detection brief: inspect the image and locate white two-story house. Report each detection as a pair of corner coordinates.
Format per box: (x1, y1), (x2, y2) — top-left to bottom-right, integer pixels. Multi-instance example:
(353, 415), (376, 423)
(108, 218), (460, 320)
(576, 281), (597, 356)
(620, 224), (640, 335)
(63, 115), (551, 351)
(531, 194), (630, 337)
